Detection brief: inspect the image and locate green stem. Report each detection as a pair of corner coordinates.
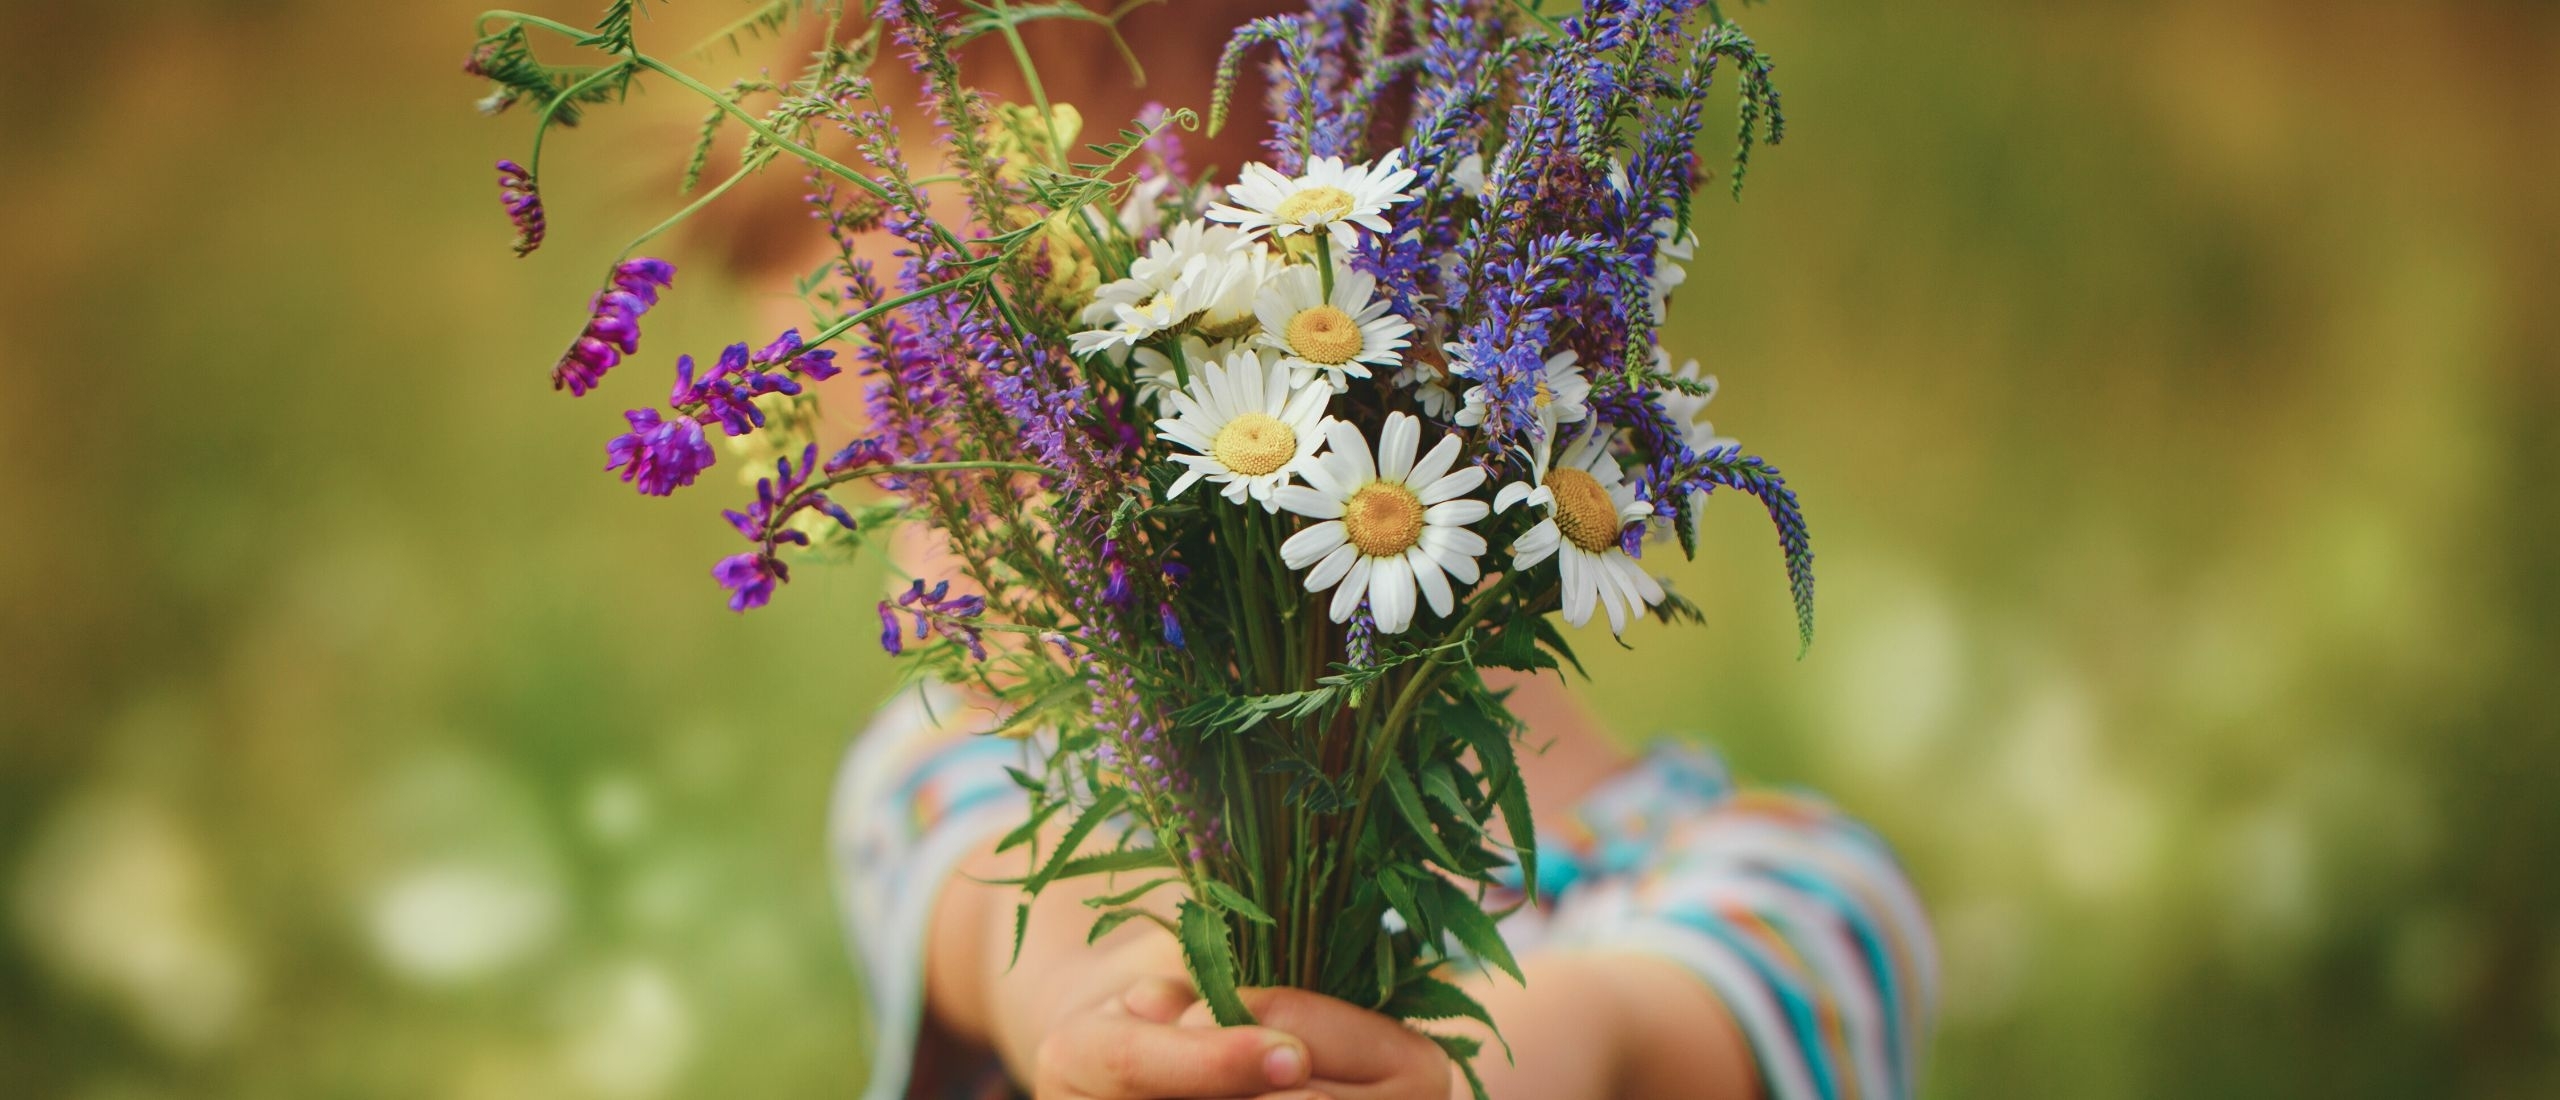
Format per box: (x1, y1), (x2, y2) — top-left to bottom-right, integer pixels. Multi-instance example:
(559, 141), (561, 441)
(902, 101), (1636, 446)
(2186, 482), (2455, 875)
(984, 0), (1066, 171)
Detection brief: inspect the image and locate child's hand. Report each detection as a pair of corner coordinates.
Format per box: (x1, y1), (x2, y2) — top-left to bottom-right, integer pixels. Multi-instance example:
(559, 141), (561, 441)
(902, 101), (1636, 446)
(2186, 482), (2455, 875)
(1172, 986), (1456, 1100)
(1031, 977), (1319, 1099)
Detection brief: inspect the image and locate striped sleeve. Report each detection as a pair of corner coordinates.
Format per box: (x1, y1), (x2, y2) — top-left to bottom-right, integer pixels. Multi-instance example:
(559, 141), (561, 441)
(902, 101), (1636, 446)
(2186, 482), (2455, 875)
(1541, 744), (1938, 1100)
(826, 684), (1031, 1100)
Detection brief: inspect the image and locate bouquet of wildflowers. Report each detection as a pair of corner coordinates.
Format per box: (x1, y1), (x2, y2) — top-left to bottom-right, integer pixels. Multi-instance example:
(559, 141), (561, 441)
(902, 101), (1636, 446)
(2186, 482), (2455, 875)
(469, 0), (1807, 1085)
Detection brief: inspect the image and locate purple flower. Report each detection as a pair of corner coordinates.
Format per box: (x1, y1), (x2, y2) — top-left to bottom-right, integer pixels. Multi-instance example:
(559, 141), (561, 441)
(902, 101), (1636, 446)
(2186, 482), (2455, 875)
(604, 408), (714, 496)
(826, 436), (891, 474)
(552, 258), (676, 396)
(1159, 603), (1185, 649)
(753, 329), (841, 381)
(496, 160), (545, 257)
(877, 601), (905, 654)
(894, 578), (988, 660)
(712, 552), (784, 612)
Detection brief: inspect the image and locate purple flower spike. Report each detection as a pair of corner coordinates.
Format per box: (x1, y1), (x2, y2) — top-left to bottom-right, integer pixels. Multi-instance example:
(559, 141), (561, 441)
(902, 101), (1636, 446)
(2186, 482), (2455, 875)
(712, 552), (783, 612)
(604, 408), (715, 496)
(612, 258), (675, 303)
(1159, 603), (1186, 649)
(496, 160), (545, 257)
(551, 257), (675, 395)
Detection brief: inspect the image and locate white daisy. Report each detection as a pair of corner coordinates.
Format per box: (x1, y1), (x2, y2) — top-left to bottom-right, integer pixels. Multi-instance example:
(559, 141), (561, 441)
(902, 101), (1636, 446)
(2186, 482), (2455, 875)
(1494, 428), (1665, 635)
(1652, 348), (1737, 533)
(1654, 348), (1733, 454)
(1254, 262), (1413, 390)
(1390, 343), (1463, 419)
(1649, 218), (1695, 320)
(1155, 348), (1331, 511)
(1070, 220), (1253, 355)
(1603, 159), (1698, 321)
(1449, 152), (1489, 199)
(1207, 150), (1417, 250)
(1182, 240), (1273, 341)
(1452, 349), (1590, 432)
(1275, 413), (1489, 634)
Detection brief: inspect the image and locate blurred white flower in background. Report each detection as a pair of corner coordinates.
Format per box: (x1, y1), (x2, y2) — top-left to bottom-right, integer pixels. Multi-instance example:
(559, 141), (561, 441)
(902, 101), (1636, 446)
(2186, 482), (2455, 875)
(557, 961), (694, 1099)
(12, 785), (257, 1055)
(366, 862), (562, 985)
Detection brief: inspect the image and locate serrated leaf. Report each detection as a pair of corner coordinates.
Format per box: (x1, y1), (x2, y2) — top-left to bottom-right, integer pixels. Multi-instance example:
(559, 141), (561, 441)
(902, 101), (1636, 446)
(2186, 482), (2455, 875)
(1423, 878), (1523, 984)
(1023, 788), (1125, 893)
(994, 795), (1065, 854)
(1082, 876), (1178, 908)
(1086, 906), (1151, 944)
(1051, 846), (1172, 880)
(1178, 900), (1253, 1026)
(1497, 771), (1538, 904)
(1202, 879), (1273, 924)
(1384, 756), (1462, 869)
(1431, 1032), (1491, 1100)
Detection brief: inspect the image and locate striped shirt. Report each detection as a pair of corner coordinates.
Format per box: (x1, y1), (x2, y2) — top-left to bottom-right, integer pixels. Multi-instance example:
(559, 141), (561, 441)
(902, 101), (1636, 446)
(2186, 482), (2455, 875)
(829, 684), (1937, 1100)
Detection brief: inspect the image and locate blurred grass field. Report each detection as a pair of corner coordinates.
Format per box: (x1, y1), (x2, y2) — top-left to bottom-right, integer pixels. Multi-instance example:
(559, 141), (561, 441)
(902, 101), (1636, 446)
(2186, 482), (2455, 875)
(2, 1), (2556, 1096)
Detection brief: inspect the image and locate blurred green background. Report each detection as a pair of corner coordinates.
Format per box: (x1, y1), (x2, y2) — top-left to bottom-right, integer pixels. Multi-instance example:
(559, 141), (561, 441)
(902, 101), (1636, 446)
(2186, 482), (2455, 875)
(3, 0), (2554, 1096)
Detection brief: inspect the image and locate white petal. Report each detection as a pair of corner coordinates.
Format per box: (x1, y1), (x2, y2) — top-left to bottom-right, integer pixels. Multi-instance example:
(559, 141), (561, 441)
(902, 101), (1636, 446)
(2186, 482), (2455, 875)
(1622, 555), (1666, 606)
(1165, 466), (1207, 500)
(1408, 548), (1454, 617)
(1325, 420), (1375, 485)
(1370, 553), (1414, 634)
(1296, 452), (1349, 499)
(1508, 521), (1559, 571)
(1281, 519), (1348, 567)
(1493, 481), (1534, 514)
(1424, 499), (1489, 527)
(1275, 485), (1345, 521)
(1595, 557), (1631, 635)
(1407, 433), (1461, 489)
(1330, 556), (1373, 622)
(1560, 547), (1596, 626)
(1417, 465), (1486, 505)
(1377, 413), (1418, 483)
(1305, 542), (1360, 593)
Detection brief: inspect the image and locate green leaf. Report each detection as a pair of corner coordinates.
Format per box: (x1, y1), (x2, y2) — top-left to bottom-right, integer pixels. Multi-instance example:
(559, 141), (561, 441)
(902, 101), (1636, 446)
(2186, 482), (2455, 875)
(1082, 876), (1179, 908)
(994, 795), (1065, 855)
(1423, 878), (1524, 984)
(1496, 772), (1539, 904)
(1023, 788), (1126, 893)
(1008, 900), (1031, 968)
(1086, 906), (1153, 944)
(1178, 900), (1254, 1026)
(1376, 870), (1428, 943)
(1052, 846), (1173, 880)
(1202, 879), (1273, 925)
(1384, 976), (1510, 1059)
(1385, 974), (1496, 1027)
(1384, 756), (1463, 869)
(1431, 1033), (1491, 1100)
(1532, 617), (1591, 679)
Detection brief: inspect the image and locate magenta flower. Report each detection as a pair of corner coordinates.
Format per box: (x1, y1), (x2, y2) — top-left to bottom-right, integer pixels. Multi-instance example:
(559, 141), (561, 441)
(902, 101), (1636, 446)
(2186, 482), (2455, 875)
(496, 160), (545, 256)
(713, 552), (784, 612)
(551, 258), (677, 396)
(604, 408), (714, 496)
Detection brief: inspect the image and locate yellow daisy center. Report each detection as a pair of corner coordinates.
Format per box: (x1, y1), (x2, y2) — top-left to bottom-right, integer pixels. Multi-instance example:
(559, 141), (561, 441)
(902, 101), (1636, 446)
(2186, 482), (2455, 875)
(1342, 481), (1426, 558)
(1286, 305), (1364, 365)
(1533, 380), (1555, 409)
(1275, 185), (1357, 223)
(1546, 468), (1621, 554)
(1210, 413), (1297, 477)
